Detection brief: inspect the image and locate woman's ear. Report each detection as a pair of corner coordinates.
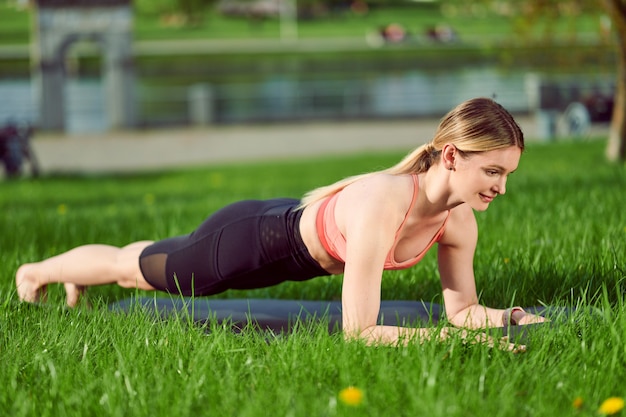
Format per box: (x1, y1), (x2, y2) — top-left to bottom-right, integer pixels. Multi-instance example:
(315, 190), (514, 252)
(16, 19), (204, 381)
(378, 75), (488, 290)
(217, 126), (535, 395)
(441, 144), (457, 171)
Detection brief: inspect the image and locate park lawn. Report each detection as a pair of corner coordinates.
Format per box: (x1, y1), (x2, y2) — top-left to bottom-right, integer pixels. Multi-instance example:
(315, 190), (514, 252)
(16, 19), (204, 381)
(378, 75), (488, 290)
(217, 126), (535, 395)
(0, 1), (605, 45)
(1, 138), (625, 416)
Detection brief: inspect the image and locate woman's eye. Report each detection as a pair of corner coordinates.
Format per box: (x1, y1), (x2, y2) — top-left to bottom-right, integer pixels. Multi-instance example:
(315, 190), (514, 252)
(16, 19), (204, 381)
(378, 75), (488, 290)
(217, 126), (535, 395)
(486, 170), (499, 176)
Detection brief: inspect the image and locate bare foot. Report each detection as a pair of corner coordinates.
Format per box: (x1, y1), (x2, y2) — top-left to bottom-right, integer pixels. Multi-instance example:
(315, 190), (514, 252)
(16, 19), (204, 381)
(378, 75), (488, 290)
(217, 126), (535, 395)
(64, 283), (88, 307)
(17, 264), (88, 307)
(15, 264), (47, 303)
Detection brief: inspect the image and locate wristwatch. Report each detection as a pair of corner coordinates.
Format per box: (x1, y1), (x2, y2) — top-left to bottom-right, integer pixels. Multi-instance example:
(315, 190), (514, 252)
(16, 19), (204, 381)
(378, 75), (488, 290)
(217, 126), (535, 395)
(502, 307), (526, 326)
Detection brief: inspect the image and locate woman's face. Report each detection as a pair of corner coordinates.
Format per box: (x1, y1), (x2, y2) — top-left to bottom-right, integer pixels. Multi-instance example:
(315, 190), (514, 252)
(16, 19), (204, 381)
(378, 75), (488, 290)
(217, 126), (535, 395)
(453, 145), (522, 211)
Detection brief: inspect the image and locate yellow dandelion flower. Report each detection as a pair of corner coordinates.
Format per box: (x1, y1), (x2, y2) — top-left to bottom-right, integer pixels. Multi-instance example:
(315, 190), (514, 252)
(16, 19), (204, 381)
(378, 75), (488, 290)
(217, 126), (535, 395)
(572, 396), (583, 410)
(503, 258), (510, 264)
(598, 397), (624, 415)
(57, 204), (67, 215)
(338, 386), (364, 407)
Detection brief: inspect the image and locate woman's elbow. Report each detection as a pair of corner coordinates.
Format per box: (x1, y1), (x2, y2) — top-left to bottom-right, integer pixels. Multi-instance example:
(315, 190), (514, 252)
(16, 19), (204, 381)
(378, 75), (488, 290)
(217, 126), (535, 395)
(446, 305), (476, 328)
(341, 324), (377, 343)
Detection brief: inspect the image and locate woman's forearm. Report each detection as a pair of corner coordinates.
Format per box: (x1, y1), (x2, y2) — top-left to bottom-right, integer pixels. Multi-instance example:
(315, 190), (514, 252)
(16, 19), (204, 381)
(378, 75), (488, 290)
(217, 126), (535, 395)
(351, 324), (524, 352)
(447, 304), (505, 329)
(350, 325), (443, 346)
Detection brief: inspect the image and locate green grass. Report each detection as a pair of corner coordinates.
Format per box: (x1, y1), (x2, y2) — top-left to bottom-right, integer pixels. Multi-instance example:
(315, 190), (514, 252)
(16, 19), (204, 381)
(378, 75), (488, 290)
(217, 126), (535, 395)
(1, 139), (626, 416)
(0, 2), (612, 79)
(0, 1), (605, 44)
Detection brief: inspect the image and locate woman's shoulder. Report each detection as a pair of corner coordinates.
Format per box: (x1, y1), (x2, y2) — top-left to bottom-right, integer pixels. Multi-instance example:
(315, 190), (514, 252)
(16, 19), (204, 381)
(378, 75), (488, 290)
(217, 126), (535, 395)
(439, 204), (477, 246)
(337, 174), (415, 218)
(447, 204), (477, 230)
(449, 203), (475, 221)
(347, 173), (414, 193)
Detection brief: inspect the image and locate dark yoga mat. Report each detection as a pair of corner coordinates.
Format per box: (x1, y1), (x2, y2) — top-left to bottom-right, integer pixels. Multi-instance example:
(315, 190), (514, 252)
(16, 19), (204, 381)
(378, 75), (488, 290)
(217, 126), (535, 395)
(110, 297), (570, 343)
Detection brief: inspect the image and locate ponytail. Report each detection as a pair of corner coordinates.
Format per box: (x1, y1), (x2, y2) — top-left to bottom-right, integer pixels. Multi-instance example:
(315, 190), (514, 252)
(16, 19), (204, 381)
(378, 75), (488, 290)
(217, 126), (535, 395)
(300, 97), (524, 208)
(300, 143), (438, 207)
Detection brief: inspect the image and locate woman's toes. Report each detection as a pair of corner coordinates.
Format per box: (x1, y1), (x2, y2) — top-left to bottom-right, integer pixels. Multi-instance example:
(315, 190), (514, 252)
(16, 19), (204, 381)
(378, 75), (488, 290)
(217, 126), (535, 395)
(64, 283), (88, 307)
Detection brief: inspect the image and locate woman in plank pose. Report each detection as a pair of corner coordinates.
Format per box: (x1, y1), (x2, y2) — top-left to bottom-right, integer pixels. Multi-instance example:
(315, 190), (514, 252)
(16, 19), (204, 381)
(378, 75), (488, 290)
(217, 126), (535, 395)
(16, 97), (544, 348)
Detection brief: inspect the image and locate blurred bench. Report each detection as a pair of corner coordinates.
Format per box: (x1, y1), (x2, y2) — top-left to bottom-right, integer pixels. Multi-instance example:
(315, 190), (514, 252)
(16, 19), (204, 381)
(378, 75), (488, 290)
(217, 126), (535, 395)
(525, 74), (614, 140)
(0, 121), (39, 178)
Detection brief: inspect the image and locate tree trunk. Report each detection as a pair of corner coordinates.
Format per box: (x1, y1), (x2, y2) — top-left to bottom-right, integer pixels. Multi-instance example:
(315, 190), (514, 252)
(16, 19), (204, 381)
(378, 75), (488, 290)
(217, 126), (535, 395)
(604, 0), (626, 162)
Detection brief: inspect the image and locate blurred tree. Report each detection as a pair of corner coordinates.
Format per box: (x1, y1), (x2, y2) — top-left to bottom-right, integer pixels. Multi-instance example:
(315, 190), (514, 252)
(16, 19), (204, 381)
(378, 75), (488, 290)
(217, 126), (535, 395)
(603, 0), (625, 162)
(439, 0), (625, 163)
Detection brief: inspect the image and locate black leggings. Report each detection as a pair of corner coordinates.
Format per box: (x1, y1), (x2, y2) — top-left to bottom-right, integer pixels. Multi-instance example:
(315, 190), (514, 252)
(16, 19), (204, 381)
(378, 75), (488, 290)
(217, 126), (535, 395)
(139, 198), (330, 296)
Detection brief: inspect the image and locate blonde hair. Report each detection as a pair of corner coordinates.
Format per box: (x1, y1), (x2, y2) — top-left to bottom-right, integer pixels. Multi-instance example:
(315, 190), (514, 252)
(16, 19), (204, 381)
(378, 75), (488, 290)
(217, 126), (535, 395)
(300, 97), (524, 207)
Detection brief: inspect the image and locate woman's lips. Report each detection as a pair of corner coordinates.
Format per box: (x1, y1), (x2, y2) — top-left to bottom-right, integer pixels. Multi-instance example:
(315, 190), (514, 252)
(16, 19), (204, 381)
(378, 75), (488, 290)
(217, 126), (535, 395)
(480, 193), (494, 203)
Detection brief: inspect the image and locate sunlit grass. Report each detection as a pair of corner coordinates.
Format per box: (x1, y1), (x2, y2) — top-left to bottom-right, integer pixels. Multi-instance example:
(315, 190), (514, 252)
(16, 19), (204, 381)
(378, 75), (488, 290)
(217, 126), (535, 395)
(0, 2), (605, 45)
(1, 138), (625, 416)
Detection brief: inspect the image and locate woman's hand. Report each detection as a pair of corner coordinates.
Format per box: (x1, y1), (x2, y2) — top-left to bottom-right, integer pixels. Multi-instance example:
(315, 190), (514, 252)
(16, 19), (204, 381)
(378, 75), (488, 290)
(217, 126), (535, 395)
(439, 327), (526, 353)
(505, 307), (548, 326)
(516, 312), (548, 325)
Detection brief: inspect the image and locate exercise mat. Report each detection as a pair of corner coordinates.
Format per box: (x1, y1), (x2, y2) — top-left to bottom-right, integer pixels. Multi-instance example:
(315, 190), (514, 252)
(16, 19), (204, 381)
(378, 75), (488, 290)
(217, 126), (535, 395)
(110, 297), (570, 343)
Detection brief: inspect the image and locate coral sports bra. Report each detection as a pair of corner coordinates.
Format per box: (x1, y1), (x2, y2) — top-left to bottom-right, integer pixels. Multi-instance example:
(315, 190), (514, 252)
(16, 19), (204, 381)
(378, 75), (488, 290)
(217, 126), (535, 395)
(315, 174), (450, 270)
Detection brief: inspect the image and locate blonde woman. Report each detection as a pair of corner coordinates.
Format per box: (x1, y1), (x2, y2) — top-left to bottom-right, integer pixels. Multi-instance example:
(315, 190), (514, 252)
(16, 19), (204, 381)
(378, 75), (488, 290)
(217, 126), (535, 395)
(16, 97), (545, 348)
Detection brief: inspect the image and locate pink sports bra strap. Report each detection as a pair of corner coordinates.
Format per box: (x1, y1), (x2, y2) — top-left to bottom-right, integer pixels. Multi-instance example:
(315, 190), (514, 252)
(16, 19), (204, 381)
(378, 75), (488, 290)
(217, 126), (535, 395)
(315, 194), (343, 262)
(392, 174), (419, 240)
(314, 174), (448, 269)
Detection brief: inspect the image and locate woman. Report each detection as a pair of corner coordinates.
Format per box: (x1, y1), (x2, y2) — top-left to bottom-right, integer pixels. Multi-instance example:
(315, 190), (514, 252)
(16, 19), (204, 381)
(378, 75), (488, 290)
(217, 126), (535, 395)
(16, 97), (545, 347)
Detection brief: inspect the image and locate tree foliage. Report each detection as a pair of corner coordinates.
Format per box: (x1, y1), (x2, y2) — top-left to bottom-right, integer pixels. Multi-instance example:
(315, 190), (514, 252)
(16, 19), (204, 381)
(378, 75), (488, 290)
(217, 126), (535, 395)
(440, 0), (625, 162)
(602, 0), (626, 162)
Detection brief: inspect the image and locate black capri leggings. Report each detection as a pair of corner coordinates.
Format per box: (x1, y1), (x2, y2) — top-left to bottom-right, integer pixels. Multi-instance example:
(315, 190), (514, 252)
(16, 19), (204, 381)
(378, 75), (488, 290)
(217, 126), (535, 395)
(139, 198), (330, 296)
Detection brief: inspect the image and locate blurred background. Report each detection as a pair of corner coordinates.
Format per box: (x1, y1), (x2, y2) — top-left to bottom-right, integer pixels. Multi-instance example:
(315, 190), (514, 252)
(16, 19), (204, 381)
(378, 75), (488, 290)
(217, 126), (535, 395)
(0, 0), (617, 139)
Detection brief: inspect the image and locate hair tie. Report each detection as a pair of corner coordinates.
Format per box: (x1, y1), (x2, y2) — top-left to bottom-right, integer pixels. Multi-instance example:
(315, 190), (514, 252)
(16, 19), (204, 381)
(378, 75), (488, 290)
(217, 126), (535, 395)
(424, 143), (436, 155)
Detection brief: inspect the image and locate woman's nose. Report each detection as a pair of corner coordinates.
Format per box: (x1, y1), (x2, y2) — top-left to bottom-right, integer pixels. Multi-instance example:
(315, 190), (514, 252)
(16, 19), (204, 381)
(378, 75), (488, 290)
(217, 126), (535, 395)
(494, 177), (507, 195)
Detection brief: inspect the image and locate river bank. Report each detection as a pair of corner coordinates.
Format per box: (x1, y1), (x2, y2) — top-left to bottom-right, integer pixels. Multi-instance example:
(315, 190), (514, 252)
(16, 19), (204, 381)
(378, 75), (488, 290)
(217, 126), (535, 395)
(26, 115), (610, 175)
